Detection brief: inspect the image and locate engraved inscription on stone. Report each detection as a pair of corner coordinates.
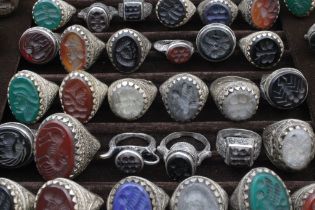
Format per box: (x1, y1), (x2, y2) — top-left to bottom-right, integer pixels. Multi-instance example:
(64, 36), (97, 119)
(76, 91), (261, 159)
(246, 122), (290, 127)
(157, 0), (185, 26)
(33, 0), (62, 30)
(0, 187), (12, 210)
(226, 137), (253, 166)
(167, 46), (191, 64)
(87, 8), (108, 32)
(125, 3), (142, 20)
(116, 152), (142, 174)
(251, 37), (280, 67)
(203, 4), (231, 25)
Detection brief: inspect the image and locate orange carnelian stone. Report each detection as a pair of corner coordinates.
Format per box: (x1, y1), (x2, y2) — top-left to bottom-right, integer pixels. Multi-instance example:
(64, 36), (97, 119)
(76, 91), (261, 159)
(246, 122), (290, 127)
(251, 0), (279, 29)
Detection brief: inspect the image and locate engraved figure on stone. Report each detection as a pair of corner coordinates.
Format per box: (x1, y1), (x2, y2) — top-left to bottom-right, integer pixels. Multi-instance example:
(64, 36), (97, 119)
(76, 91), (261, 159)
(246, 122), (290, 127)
(115, 37), (138, 69)
(43, 190), (72, 210)
(22, 33), (53, 62)
(64, 35), (85, 70)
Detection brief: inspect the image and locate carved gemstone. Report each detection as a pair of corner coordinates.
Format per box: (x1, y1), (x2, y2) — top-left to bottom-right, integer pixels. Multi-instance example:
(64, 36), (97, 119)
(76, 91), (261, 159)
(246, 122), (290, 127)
(124, 3), (142, 20)
(87, 7), (109, 32)
(61, 77), (94, 123)
(33, 0), (62, 30)
(36, 184), (75, 210)
(166, 46), (192, 64)
(202, 3), (232, 25)
(226, 137), (254, 166)
(285, 0), (313, 17)
(249, 172), (290, 210)
(116, 151), (143, 174)
(35, 120), (75, 180)
(251, 0), (279, 29)
(113, 183), (152, 210)
(303, 192), (315, 210)
(60, 32), (87, 72)
(167, 154), (193, 181)
(157, 0), (186, 27)
(8, 76), (40, 123)
(0, 186), (13, 210)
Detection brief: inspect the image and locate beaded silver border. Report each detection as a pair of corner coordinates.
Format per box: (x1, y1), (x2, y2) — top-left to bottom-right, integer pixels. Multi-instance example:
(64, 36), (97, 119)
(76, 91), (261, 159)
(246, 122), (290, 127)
(291, 183), (315, 210)
(284, 0), (315, 17)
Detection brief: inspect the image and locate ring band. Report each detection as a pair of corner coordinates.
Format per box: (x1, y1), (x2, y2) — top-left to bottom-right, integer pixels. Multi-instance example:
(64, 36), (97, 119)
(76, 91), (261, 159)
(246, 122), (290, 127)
(118, 0), (152, 21)
(291, 183), (315, 210)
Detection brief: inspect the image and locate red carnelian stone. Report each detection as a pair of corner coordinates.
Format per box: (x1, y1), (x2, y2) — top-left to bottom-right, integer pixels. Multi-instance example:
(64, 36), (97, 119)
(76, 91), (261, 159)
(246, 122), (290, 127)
(303, 193), (315, 210)
(251, 0), (279, 29)
(166, 46), (192, 64)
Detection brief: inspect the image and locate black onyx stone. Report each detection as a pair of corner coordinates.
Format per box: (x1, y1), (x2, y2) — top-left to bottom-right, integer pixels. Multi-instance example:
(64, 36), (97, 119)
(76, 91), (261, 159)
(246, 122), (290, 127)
(250, 37), (281, 68)
(167, 154), (193, 181)
(87, 7), (109, 32)
(0, 186), (13, 210)
(157, 0), (186, 27)
(124, 3), (142, 21)
(268, 72), (308, 109)
(202, 3), (231, 25)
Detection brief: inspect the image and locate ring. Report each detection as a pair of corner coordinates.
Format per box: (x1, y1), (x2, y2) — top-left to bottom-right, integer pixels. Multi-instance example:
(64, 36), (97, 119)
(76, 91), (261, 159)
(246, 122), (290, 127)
(155, 0), (196, 27)
(19, 26), (60, 64)
(239, 31), (284, 69)
(0, 122), (34, 169)
(59, 71), (108, 123)
(284, 0), (315, 17)
(108, 78), (157, 120)
(0, 178), (35, 210)
(260, 68), (308, 109)
(0, 0), (19, 15)
(230, 167), (292, 210)
(60, 24), (106, 72)
(7, 70), (59, 124)
(262, 119), (315, 171)
(35, 178), (104, 210)
(107, 28), (151, 73)
(157, 132), (212, 181)
(210, 76), (260, 121)
(305, 23), (315, 50)
(291, 183), (315, 210)
(118, 0), (152, 21)
(100, 133), (160, 174)
(32, 0), (76, 30)
(107, 176), (169, 210)
(78, 3), (118, 32)
(196, 23), (236, 62)
(34, 113), (101, 180)
(159, 73), (209, 122)
(216, 128), (262, 167)
(170, 176), (228, 210)
(154, 40), (194, 64)
(197, 0), (238, 26)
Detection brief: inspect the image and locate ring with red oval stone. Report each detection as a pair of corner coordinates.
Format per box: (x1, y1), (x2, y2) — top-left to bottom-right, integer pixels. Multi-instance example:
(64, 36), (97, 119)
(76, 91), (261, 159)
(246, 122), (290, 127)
(154, 40), (194, 64)
(34, 113), (101, 181)
(59, 71), (108, 123)
(0, 177), (35, 210)
(291, 183), (315, 210)
(35, 178), (104, 210)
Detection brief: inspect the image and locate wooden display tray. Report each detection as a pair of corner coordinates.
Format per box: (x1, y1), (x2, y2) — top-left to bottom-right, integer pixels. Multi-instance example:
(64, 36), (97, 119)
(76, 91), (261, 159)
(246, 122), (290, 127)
(1, 0), (315, 209)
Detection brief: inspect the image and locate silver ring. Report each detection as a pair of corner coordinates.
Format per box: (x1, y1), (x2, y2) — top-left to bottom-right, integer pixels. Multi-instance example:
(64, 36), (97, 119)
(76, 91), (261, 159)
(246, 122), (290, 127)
(154, 40), (194, 64)
(210, 76), (260, 121)
(158, 132), (212, 181)
(59, 71), (108, 123)
(0, 122), (35, 169)
(197, 0), (238, 26)
(108, 78), (157, 120)
(291, 183), (315, 210)
(0, 0), (19, 15)
(159, 73), (209, 122)
(78, 3), (118, 32)
(34, 113), (101, 180)
(60, 24), (105, 72)
(106, 28), (151, 73)
(107, 176), (169, 210)
(263, 119), (315, 171)
(100, 133), (159, 174)
(155, 0), (196, 27)
(0, 178), (35, 210)
(260, 68), (308, 109)
(305, 23), (315, 50)
(35, 178), (104, 210)
(230, 167), (292, 210)
(118, 0), (152, 21)
(170, 176), (228, 210)
(284, 0), (315, 17)
(216, 128), (262, 167)
(32, 0), (76, 30)
(196, 23), (236, 62)
(239, 31), (284, 69)
(7, 70), (59, 124)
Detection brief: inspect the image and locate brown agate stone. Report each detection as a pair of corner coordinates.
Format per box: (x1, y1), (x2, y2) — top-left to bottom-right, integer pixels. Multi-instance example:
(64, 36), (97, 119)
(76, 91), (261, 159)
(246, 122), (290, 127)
(60, 32), (86, 72)
(303, 193), (315, 210)
(166, 46), (192, 64)
(36, 184), (75, 210)
(251, 0), (279, 29)
(61, 77), (94, 123)
(35, 120), (75, 180)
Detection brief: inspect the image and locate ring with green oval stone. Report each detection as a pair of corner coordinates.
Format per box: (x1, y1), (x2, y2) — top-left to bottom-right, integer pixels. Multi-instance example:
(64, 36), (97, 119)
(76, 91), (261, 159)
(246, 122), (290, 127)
(284, 0), (315, 17)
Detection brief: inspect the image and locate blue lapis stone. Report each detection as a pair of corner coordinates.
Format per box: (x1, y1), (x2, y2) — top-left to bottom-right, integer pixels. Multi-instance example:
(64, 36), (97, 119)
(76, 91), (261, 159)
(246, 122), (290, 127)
(203, 3), (231, 25)
(113, 182), (153, 210)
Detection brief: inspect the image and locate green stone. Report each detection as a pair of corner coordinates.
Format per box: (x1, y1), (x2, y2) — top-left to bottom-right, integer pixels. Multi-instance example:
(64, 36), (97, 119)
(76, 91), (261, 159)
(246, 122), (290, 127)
(33, 0), (62, 30)
(285, 0), (313, 17)
(8, 76), (40, 123)
(249, 172), (290, 210)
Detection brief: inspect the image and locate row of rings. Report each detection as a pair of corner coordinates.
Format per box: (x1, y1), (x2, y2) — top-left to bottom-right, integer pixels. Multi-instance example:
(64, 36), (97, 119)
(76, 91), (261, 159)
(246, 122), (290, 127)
(7, 68), (308, 124)
(3, 167), (315, 210)
(0, 117), (313, 181)
(19, 24), (285, 71)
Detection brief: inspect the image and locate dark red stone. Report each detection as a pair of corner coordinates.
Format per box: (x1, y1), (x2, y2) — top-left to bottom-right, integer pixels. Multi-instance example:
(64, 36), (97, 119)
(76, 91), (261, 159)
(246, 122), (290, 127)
(166, 46), (192, 64)
(303, 192), (315, 210)
(35, 120), (75, 180)
(61, 78), (94, 123)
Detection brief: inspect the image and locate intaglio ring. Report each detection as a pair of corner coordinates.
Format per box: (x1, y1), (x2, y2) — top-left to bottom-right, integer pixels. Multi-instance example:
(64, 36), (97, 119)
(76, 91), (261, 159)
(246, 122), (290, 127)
(263, 119), (315, 171)
(230, 167), (292, 210)
(35, 178), (104, 210)
(291, 183), (315, 210)
(107, 176), (169, 210)
(210, 76), (260, 121)
(0, 178), (35, 210)
(35, 113), (101, 180)
(284, 0), (315, 17)
(216, 128), (262, 167)
(305, 23), (315, 51)
(78, 3), (118, 32)
(160, 73), (209, 122)
(118, 0), (152, 21)
(158, 132), (212, 181)
(260, 68), (308, 109)
(154, 40), (194, 64)
(100, 133), (159, 174)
